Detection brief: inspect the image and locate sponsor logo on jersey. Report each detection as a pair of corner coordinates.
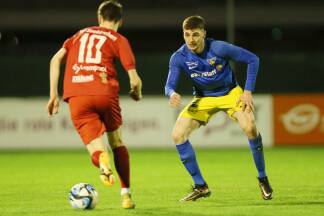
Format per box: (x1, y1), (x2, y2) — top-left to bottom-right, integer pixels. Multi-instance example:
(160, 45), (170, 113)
(72, 64), (107, 74)
(80, 28), (117, 41)
(216, 64), (223, 71)
(72, 74), (94, 83)
(186, 61), (199, 70)
(207, 57), (216, 66)
(190, 69), (217, 78)
(281, 104), (320, 134)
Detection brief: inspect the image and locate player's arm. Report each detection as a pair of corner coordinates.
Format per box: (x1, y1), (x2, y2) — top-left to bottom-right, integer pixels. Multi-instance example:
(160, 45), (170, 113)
(127, 69), (142, 101)
(217, 41), (259, 112)
(118, 37), (142, 101)
(165, 53), (182, 108)
(46, 48), (67, 116)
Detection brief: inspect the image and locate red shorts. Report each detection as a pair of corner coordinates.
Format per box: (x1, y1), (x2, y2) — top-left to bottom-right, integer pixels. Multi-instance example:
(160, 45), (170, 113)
(68, 95), (122, 144)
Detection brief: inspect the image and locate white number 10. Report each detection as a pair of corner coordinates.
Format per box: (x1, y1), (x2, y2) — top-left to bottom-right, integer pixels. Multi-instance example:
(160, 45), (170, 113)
(78, 33), (107, 64)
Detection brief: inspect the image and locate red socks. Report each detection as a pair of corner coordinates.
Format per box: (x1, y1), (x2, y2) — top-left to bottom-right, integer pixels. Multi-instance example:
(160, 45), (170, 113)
(113, 146), (130, 188)
(91, 150), (102, 168)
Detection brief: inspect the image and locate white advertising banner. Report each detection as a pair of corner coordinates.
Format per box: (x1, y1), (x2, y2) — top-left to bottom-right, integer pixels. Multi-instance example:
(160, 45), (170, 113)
(0, 96), (273, 149)
(0, 97), (174, 149)
(120, 97), (174, 148)
(0, 98), (81, 149)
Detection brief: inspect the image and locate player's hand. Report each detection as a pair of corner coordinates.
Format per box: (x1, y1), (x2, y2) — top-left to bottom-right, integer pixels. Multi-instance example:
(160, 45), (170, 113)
(129, 76), (142, 101)
(169, 92), (182, 108)
(129, 87), (142, 101)
(236, 90), (254, 113)
(46, 95), (60, 116)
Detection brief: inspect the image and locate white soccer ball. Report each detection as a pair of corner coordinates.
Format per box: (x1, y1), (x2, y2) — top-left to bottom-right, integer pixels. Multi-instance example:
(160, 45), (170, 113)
(68, 183), (98, 210)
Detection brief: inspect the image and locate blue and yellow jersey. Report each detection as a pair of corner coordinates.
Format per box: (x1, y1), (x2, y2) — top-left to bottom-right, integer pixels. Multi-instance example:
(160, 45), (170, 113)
(165, 38), (259, 97)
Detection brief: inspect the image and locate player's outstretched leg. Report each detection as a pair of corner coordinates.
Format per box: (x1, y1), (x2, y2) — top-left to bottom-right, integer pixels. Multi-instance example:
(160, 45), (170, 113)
(88, 137), (115, 187)
(91, 151), (115, 186)
(176, 140), (211, 202)
(248, 134), (273, 200)
(98, 151), (115, 186)
(112, 146), (135, 209)
(235, 111), (273, 200)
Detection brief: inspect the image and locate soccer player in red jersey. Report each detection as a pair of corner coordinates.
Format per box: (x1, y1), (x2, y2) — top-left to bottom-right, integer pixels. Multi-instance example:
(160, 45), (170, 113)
(46, 0), (141, 209)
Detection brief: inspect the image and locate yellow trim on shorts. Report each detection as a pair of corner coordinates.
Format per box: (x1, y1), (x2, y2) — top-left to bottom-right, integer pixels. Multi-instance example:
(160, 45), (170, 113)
(179, 86), (244, 124)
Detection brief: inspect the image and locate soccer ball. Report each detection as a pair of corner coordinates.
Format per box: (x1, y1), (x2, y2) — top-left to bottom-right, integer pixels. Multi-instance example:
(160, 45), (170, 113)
(68, 183), (98, 210)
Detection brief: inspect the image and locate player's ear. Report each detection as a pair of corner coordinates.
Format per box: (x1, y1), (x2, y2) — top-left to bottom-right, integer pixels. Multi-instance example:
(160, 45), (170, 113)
(118, 19), (123, 28)
(98, 15), (103, 25)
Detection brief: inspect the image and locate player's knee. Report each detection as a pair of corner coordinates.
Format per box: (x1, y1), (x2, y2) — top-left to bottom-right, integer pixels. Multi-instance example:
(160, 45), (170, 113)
(245, 126), (257, 137)
(109, 137), (124, 149)
(172, 130), (186, 145)
(242, 121), (257, 138)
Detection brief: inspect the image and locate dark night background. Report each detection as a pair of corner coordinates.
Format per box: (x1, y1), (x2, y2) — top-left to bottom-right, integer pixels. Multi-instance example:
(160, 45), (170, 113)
(0, 0), (323, 96)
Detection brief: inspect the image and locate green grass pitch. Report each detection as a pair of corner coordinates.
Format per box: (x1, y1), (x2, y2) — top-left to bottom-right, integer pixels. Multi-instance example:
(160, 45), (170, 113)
(0, 147), (324, 216)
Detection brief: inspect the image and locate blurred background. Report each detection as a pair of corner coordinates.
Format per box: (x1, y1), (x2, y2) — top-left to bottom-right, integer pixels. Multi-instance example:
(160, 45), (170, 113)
(1, 2), (324, 214)
(0, 0), (324, 148)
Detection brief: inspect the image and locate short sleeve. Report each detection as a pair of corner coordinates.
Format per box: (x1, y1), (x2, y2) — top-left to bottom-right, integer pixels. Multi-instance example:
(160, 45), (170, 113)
(62, 37), (73, 51)
(62, 31), (81, 52)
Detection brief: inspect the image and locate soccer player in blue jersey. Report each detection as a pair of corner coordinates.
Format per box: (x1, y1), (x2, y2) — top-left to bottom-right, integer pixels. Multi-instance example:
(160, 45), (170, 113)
(165, 15), (273, 202)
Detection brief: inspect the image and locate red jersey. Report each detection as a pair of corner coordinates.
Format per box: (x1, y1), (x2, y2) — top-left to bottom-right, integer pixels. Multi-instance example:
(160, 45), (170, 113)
(62, 26), (135, 101)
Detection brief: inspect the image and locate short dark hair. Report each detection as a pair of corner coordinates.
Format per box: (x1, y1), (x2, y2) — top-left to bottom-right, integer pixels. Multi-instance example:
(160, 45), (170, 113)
(182, 15), (205, 30)
(98, 0), (123, 23)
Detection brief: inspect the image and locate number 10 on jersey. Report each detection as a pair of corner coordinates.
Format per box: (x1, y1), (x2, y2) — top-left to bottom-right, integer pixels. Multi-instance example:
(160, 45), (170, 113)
(78, 33), (107, 64)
